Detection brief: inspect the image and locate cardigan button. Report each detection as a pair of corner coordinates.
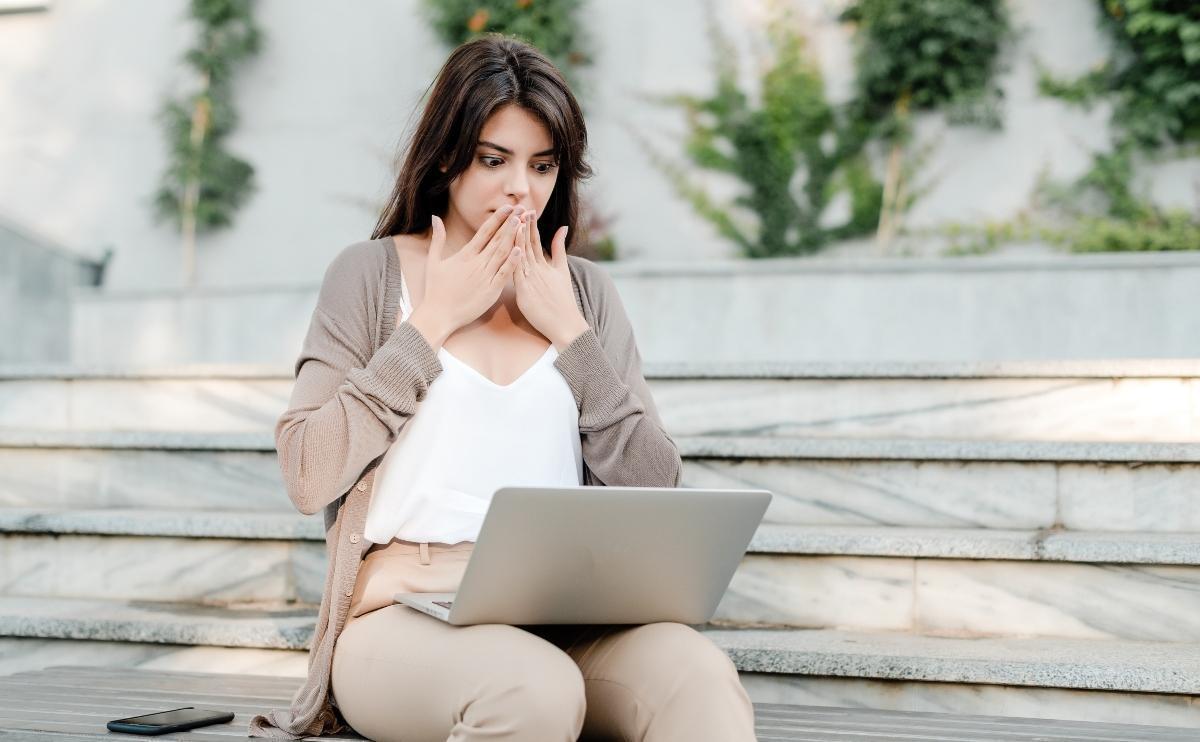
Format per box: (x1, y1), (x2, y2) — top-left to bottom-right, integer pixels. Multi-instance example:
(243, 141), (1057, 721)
(349, 533), (360, 544)
(344, 588), (353, 597)
(356, 482), (366, 492)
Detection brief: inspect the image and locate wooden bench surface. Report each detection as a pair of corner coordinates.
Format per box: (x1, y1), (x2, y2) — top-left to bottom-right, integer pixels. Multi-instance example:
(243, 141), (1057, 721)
(1, 665), (1197, 740)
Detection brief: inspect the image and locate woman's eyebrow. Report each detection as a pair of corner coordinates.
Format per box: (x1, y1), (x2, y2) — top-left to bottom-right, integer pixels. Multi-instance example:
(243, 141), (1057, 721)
(478, 140), (556, 157)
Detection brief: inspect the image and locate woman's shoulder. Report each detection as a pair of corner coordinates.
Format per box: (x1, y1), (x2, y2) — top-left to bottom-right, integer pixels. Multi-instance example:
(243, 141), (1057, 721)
(321, 237), (390, 287)
(565, 253), (617, 297)
(313, 237), (392, 307)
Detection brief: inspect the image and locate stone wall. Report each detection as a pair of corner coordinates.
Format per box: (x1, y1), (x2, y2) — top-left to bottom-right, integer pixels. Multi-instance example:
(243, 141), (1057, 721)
(69, 251), (1200, 365)
(0, 223), (103, 363)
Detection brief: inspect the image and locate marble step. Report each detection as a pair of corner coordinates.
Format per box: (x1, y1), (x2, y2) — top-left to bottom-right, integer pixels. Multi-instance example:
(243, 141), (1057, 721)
(0, 431), (289, 512)
(4, 510), (1200, 641)
(0, 507), (324, 541)
(721, 528), (1200, 642)
(3, 431), (1199, 532)
(0, 637), (309, 680)
(719, 628), (1200, 728)
(7, 429), (1200, 462)
(2, 595), (1198, 728)
(5, 508), (1200, 564)
(0, 595), (315, 649)
(0, 530), (325, 605)
(3, 360), (1199, 442)
(5, 598), (1195, 690)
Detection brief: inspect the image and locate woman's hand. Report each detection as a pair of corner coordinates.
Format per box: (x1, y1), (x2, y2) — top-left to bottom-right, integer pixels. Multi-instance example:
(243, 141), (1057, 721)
(513, 211), (590, 350)
(405, 207), (525, 346)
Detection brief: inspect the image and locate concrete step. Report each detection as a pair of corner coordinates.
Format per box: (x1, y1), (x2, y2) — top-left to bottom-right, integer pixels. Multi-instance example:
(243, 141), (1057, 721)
(3, 360), (1198, 441)
(2, 595), (1197, 728)
(3, 431), (1198, 532)
(4, 509), (1199, 642)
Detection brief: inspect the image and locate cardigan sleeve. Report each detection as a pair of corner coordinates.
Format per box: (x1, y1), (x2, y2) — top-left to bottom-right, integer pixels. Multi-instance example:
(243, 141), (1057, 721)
(275, 245), (443, 516)
(552, 266), (683, 488)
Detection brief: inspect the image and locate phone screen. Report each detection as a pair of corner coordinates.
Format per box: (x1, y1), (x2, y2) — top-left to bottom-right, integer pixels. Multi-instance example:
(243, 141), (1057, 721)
(112, 707), (226, 727)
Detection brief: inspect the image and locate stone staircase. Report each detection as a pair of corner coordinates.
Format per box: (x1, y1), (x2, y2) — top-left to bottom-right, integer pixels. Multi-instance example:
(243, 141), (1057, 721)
(1, 361), (1199, 727)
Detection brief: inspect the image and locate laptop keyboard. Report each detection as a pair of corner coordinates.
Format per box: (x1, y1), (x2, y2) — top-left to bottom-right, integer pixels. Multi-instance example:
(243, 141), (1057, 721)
(433, 600), (454, 609)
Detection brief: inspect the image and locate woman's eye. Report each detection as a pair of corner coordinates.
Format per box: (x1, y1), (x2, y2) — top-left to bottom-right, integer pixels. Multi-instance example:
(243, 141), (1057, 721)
(479, 156), (557, 173)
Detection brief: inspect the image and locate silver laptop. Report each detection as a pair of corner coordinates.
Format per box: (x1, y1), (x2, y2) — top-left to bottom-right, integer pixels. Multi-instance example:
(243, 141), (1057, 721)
(395, 485), (772, 625)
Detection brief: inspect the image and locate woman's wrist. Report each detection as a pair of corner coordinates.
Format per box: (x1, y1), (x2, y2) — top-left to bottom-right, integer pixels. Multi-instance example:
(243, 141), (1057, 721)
(406, 305), (456, 351)
(551, 316), (591, 351)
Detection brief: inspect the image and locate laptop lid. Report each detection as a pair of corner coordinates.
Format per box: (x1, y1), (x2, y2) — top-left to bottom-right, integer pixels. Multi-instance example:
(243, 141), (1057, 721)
(445, 485), (771, 625)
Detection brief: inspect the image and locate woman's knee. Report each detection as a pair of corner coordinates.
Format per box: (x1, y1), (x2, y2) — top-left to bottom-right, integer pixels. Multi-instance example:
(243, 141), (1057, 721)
(624, 622), (745, 699)
(466, 628), (587, 738)
(643, 623), (738, 674)
(584, 624), (754, 741)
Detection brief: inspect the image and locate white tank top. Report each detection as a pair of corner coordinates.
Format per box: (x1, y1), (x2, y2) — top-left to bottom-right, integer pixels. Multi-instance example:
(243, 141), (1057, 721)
(362, 266), (584, 545)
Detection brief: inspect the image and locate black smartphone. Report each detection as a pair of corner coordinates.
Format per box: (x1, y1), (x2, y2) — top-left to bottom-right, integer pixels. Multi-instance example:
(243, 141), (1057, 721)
(106, 706), (235, 735)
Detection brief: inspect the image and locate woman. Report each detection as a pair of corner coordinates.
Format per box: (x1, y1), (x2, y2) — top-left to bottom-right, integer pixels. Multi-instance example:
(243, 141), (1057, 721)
(249, 35), (756, 741)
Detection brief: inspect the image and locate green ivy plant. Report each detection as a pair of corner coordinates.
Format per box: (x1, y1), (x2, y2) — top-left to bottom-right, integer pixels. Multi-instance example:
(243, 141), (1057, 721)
(1040, 0), (1200, 149)
(842, 0), (1011, 130)
(152, 0), (262, 287)
(636, 5), (882, 258)
(840, 0), (1012, 249)
(420, 0), (591, 92)
(1036, 0), (1200, 252)
(644, 0), (1010, 258)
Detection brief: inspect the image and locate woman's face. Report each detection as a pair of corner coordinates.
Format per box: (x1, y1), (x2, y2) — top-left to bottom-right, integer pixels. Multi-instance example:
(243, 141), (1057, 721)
(444, 104), (560, 239)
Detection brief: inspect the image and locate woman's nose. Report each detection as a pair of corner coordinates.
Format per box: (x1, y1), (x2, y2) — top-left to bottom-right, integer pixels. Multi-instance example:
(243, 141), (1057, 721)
(505, 171), (530, 201)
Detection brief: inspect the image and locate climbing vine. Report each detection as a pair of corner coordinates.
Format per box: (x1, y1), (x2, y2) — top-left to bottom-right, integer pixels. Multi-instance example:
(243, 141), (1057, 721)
(637, 5), (881, 258)
(841, 0), (1012, 249)
(1036, 0), (1200, 252)
(420, 0), (590, 89)
(152, 0), (262, 287)
(643, 0), (1010, 258)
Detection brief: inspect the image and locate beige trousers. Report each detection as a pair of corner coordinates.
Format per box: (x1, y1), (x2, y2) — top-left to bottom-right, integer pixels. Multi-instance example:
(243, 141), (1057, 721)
(330, 539), (757, 742)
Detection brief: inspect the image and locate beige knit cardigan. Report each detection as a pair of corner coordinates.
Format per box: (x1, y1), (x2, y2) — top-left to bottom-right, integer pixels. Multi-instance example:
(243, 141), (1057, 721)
(248, 237), (683, 738)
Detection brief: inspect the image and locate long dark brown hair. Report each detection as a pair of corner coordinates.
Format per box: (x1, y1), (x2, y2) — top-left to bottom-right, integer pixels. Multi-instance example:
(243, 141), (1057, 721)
(371, 35), (593, 252)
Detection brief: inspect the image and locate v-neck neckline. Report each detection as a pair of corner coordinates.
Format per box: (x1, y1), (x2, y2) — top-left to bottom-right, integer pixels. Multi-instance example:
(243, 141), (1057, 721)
(437, 344), (557, 390)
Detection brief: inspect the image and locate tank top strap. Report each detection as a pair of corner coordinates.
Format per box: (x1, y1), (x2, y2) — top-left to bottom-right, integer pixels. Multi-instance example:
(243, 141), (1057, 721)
(398, 264), (414, 320)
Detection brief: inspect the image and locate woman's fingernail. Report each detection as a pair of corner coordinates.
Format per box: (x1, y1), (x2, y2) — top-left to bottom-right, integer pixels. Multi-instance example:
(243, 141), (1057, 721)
(500, 205), (514, 214)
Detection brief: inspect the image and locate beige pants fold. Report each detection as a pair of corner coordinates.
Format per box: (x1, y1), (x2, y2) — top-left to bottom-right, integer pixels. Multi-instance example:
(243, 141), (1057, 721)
(331, 539), (756, 742)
